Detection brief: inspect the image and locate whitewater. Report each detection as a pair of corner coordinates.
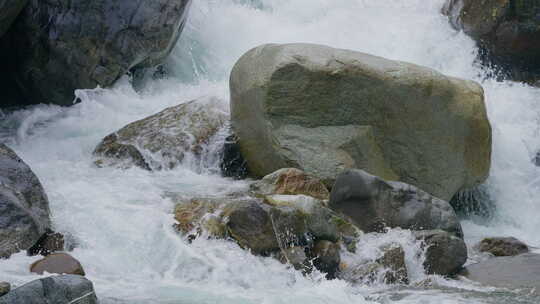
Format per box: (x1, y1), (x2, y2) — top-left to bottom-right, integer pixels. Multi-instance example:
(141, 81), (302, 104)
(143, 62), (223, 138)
(1, 0), (540, 303)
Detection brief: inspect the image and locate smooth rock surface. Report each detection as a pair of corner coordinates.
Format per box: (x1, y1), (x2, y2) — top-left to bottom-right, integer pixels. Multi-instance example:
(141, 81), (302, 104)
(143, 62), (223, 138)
(30, 253), (85, 276)
(0, 144), (51, 258)
(251, 168), (330, 200)
(0, 275), (97, 304)
(0, 0), (27, 37)
(477, 237), (529, 257)
(230, 43), (491, 200)
(415, 229), (467, 275)
(94, 97), (227, 170)
(329, 169), (463, 237)
(4, 0), (192, 105)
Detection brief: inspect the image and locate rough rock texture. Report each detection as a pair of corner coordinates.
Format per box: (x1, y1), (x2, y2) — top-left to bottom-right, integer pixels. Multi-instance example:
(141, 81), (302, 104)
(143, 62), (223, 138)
(27, 229), (65, 256)
(0, 275), (97, 304)
(0, 282), (9, 297)
(3, 0), (192, 105)
(0, 144), (51, 258)
(250, 168), (330, 200)
(415, 230), (468, 275)
(230, 43), (492, 201)
(443, 0), (540, 83)
(94, 97), (227, 170)
(220, 134), (249, 179)
(329, 169), (463, 237)
(0, 0), (27, 38)
(477, 237), (529, 256)
(461, 253), (540, 292)
(310, 240), (341, 278)
(30, 253), (85, 276)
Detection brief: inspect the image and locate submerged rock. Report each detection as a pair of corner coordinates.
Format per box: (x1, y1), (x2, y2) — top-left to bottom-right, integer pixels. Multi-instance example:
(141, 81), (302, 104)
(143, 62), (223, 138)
(329, 169), (463, 237)
(0, 282), (9, 297)
(310, 240), (341, 279)
(443, 0), (540, 83)
(0, 275), (97, 304)
(415, 230), (467, 275)
(0, 144), (51, 259)
(251, 168), (330, 201)
(3, 0), (192, 105)
(477, 237), (529, 257)
(220, 134), (249, 179)
(94, 97), (227, 170)
(30, 253), (85, 276)
(230, 43), (491, 201)
(0, 0), (27, 38)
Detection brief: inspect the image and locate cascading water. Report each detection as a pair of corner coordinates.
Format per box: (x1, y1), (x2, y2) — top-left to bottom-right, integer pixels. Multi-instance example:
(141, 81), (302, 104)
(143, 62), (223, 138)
(1, 0), (540, 303)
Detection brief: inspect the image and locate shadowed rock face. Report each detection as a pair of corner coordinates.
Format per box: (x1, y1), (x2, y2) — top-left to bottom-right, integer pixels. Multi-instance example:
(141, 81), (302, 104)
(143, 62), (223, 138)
(0, 0), (27, 38)
(230, 43), (491, 201)
(0, 144), (51, 259)
(3, 0), (192, 105)
(415, 230), (467, 275)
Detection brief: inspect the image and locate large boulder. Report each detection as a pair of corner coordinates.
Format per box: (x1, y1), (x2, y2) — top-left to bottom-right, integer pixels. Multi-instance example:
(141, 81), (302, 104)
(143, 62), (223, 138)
(0, 0), (27, 38)
(230, 43), (491, 201)
(94, 97), (227, 170)
(0, 144), (51, 258)
(443, 0), (540, 83)
(3, 0), (192, 105)
(329, 169), (463, 237)
(0, 275), (97, 304)
(415, 230), (467, 275)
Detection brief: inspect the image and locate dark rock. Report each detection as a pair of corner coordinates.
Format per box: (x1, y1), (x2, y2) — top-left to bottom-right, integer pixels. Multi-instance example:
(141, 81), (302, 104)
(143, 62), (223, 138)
(251, 168), (330, 200)
(0, 144), (51, 258)
(477, 237), (529, 256)
(3, 0), (192, 105)
(415, 230), (467, 275)
(0, 275), (97, 304)
(30, 253), (85, 276)
(276, 246), (312, 273)
(329, 169), (463, 237)
(27, 229), (65, 256)
(376, 244), (408, 284)
(0, 0), (27, 38)
(310, 240), (341, 279)
(450, 185), (495, 219)
(220, 134), (248, 179)
(0, 282), (10, 297)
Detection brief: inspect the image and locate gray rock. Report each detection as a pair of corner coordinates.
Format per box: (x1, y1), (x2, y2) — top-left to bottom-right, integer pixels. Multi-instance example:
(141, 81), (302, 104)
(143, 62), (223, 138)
(0, 282), (10, 297)
(0, 275), (97, 304)
(0, 144), (51, 258)
(4, 0), (192, 105)
(329, 169), (463, 237)
(415, 230), (467, 275)
(477, 237), (529, 257)
(461, 253), (540, 293)
(230, 43), (491, 201)
(310, 240), (341, 279)
(94, 97), (227, 170)
(0, 0), (27, 37)
(276, 246), (312, 273)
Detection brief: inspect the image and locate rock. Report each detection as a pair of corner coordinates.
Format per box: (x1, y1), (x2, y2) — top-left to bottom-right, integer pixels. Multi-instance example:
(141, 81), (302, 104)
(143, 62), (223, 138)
(27, 229), (65, 256)
(0, 275), (97, 304)
(310, 240), (341, 279)
(230, 43), (491, 201)
(30, 253), (85, 276)
(443, 0), (540, 83)
(414, 230), (467, 275)
(477, 237), (529, 257)
(174, 197), (227, 239)
(329, 169), (463, 237)
(251, 168), (330, 201)
(220, 134), (249, 179)
(460, 253), (540, 292)
(2, 0), (192, 105)
(276, 246), (312, 273)
(0, 0), (27, 38)
(94, 97), (227, 170)
(0, 144), (51, 258)
(0, 282), (10, 297)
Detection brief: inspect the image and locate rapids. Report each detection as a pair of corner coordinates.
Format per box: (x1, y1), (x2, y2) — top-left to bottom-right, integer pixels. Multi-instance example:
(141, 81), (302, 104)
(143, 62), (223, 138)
(1, 0), (540, 303)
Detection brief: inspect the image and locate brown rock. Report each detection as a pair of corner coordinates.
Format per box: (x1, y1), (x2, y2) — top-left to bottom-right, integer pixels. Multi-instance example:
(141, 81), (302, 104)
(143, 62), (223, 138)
(478, 237), (529, 257)
(311, 240), (341, 279)
(377, 244), (408, 284)
(0, 282), (10, 297)
(251, 168), (330, 200)
(30, 253), (85, 276)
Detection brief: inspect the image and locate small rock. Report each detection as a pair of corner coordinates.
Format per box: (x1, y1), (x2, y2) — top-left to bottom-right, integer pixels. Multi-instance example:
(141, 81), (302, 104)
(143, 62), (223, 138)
(276, 246), (312, 273)
(30, 253), (85, 276)
(377, 244), (409, 284)
(414, 230), (467, 275)
(27, 229), (65, 256)
(478, 237), (529, 257)
(311, 240), (341, 279)
(251, 168), (330, 200)
(220, 134), (248, 179)
(0, 282), (10, 297)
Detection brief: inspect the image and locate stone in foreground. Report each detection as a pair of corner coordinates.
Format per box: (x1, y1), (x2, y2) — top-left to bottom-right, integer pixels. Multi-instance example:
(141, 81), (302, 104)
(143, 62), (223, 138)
(30, 253), (85, 276)
(477, 237), (529, 257)
(0, 282), (10, 297)
(230, 43), (491, 201)
(415, 230), (467, 275)
(0, 275), (97, 304)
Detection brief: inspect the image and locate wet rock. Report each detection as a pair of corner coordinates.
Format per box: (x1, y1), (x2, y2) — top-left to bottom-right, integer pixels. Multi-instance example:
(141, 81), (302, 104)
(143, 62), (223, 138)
(477, 237), (529, 257)
(3, 0), (192, 105)
(414, 230), (467, 275)
(0, 144), (51, 259)
(251, 168), (330, 200)
(310, 240), (341, 279)
(443, 0), (540, 83)
(329, 169), (463, 237)
(376, 244), (408, 284)
(94, 97), (227, 170)
(0, 275), (97, 304)
(276, 246), (312, 273)
(174, 198), (225, 237)
(230, 43), (491, 201)
(220, 134), (248, 179)
(27, 229), (65, 256)
(0, 282), (10, 297)
(0, 0), (27, 38)
(30, 253), (85, 276)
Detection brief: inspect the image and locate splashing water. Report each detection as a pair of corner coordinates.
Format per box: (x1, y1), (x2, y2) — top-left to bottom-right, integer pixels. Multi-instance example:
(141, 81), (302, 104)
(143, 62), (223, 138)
(1, 0), (540, 303)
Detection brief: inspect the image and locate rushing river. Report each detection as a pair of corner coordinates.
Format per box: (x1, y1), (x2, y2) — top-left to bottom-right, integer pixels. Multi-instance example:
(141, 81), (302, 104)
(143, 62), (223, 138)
(2, 0), (540, 303)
